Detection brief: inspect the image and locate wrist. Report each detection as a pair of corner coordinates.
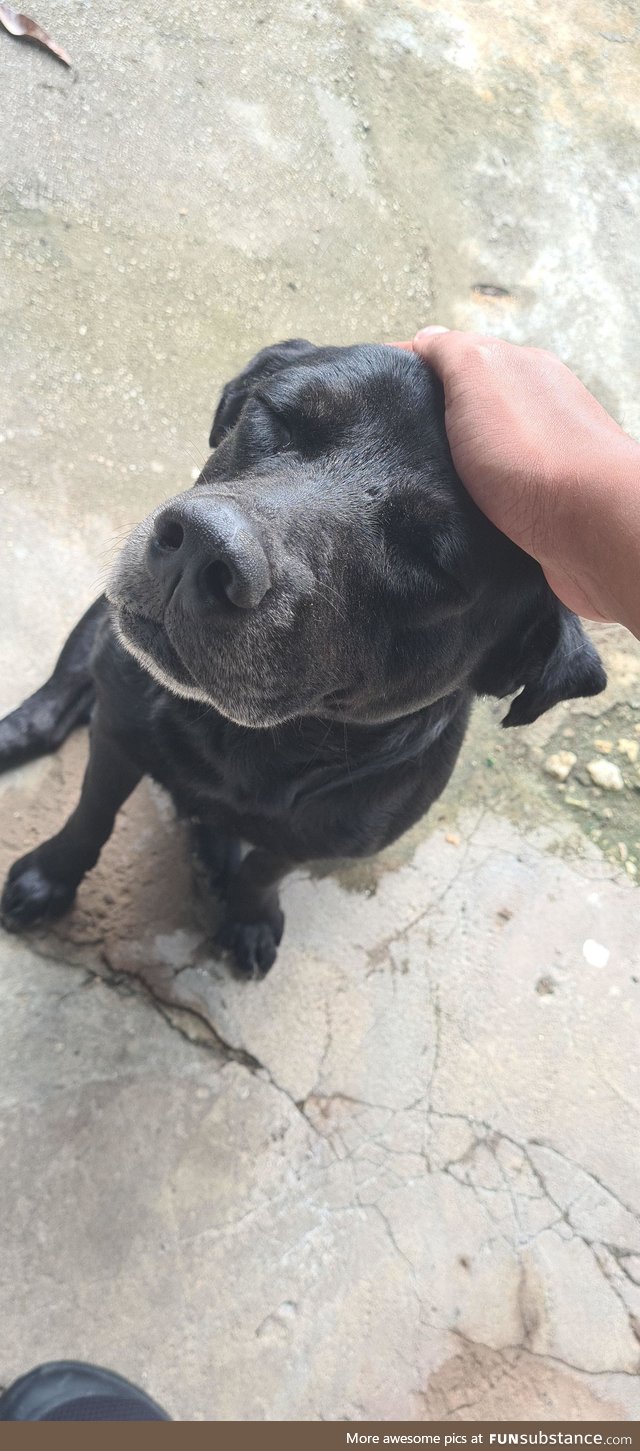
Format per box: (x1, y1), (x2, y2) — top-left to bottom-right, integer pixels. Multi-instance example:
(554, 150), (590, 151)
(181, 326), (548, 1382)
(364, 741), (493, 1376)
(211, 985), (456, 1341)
(554, 443), (640, 633)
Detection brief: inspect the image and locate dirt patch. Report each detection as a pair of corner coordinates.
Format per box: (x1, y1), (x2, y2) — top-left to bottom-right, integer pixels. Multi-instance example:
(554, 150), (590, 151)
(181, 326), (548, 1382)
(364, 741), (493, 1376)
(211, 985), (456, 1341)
(420, 1341), (630, 1421)
(0, 733), (208, 988)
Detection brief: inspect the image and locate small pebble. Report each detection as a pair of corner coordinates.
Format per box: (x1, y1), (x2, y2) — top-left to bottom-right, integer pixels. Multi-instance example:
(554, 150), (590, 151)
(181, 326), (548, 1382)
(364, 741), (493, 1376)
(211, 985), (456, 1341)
(582, 939), (610, 968)
(544, 750), (577, 782)
(618, 738), (639, 764)
(587, 759), (624, 791)
(536, 974), (556, 996)
(593, 738), (613, 754)
(445, 832), (460, 847)
(626, 861), (638, 878)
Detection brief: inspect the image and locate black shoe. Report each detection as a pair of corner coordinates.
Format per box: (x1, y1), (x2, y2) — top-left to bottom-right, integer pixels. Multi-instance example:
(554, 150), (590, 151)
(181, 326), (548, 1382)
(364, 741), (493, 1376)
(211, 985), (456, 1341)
(0, 1361), (170, 1421)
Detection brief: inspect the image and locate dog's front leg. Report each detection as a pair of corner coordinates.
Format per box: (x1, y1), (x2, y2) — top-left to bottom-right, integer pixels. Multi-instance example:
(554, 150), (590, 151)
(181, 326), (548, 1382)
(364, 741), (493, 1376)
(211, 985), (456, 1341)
(1, 713), (142, 931)
(217, 850), (291, 978)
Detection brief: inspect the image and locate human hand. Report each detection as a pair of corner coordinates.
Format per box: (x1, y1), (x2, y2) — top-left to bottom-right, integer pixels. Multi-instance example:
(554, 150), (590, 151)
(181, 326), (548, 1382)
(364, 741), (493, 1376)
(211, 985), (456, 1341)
(399, 327), (640, 630)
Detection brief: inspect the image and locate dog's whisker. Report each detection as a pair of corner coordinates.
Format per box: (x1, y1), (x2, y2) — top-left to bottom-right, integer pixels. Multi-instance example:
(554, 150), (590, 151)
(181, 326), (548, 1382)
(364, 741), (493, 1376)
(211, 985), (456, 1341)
(312, 583), (349, 626)
(179, 437), (211, 481)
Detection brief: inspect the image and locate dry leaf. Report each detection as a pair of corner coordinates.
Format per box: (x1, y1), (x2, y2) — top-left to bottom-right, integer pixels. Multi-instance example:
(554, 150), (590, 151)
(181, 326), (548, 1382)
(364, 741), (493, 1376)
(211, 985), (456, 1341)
(0, 2), (71, 65)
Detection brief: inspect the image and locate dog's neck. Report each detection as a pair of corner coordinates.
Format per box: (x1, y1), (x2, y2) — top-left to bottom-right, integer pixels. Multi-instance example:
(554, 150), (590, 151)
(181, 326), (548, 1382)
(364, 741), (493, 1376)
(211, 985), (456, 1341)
(169, 686), (466, 770)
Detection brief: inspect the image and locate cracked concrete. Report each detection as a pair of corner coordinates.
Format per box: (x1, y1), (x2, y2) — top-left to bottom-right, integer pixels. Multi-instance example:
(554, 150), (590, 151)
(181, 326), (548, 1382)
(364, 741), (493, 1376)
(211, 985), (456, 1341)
(1, 0), (640, 1424)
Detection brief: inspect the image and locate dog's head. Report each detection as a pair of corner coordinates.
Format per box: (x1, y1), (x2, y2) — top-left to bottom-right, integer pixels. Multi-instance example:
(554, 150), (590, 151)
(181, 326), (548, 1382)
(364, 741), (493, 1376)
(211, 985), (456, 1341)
(107, 340), (605, 727)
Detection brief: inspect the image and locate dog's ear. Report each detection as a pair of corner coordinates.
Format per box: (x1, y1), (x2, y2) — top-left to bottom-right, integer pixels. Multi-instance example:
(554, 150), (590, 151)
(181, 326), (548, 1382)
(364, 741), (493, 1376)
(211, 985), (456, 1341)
(209, 339), (318, 447)
(474, 600), (606, 726)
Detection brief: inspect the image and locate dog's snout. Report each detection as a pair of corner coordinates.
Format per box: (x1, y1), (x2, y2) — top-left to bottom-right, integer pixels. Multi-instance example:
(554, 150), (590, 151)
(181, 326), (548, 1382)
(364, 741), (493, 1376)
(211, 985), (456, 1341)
(148, 498), (271, 611)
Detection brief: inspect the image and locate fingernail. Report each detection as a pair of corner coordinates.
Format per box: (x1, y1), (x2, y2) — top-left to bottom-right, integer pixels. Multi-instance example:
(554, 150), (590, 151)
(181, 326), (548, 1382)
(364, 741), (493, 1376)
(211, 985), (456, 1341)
(415, 325), (449, 339)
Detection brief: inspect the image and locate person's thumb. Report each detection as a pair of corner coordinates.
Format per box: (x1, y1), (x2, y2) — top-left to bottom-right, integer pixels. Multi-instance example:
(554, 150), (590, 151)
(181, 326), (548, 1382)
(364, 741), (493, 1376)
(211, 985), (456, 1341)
(410, 325), (450, 364)
(390, 326), (449, 353)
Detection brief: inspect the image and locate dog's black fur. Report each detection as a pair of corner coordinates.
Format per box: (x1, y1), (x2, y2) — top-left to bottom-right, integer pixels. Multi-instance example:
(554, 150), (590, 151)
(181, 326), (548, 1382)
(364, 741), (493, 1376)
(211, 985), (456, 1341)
(0, 341), (606, 974)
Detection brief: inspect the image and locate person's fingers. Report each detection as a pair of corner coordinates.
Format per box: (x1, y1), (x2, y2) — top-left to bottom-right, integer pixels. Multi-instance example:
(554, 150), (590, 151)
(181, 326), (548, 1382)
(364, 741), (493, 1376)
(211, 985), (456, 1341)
(389, 327), (450, 352)
(411, 328), (520, 395)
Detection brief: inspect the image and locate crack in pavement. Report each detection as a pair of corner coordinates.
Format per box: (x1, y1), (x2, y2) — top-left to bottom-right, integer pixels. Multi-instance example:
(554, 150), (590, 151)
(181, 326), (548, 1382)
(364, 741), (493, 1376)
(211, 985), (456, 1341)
(17, 928), (640, 1381)
(449, 1327), (640, 1383)
(30, 934), (332, 1143)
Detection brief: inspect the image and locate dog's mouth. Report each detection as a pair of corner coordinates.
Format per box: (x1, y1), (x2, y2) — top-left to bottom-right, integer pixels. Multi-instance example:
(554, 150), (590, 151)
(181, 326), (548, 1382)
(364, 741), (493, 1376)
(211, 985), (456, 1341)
(112, 607), (214, 705)
(111, 604), (320, 726)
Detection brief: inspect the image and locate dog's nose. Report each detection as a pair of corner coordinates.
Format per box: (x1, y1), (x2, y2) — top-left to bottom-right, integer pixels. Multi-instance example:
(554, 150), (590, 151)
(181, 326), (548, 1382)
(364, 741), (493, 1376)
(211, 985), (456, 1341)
(147, 497), (271, 611)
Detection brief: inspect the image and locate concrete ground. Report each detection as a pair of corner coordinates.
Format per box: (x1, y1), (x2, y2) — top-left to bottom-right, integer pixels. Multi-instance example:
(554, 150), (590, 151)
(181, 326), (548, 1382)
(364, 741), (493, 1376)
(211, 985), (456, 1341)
(1, 0), (639, 1422)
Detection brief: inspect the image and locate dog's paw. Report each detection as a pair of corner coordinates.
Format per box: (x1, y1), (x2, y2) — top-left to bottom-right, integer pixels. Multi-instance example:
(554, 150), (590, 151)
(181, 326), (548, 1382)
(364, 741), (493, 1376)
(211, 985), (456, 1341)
(1, 858), (77, 932)
(217, 911), (284, 978)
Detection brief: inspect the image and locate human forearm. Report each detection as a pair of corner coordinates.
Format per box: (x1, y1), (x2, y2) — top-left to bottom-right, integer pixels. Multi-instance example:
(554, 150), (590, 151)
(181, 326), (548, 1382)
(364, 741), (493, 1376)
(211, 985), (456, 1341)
(555, 450), (640, 637)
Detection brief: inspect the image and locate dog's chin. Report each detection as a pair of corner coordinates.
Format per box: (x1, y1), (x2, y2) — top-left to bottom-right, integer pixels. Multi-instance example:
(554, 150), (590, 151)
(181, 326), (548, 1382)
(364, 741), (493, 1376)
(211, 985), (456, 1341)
(113, 610), (213, 706)
(112, 609), (316, 728)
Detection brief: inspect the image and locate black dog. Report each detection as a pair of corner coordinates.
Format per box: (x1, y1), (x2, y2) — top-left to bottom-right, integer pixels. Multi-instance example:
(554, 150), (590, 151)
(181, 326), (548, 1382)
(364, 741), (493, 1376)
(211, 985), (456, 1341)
(0, 341), (606, 975)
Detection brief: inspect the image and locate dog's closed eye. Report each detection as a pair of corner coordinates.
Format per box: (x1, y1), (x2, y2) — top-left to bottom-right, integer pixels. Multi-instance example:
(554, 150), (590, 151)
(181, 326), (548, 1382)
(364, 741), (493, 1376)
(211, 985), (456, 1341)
(379, 481), (473, 615)
(254, 387), (340, 458)
(249, 397), (294, 453)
